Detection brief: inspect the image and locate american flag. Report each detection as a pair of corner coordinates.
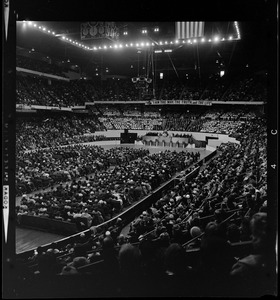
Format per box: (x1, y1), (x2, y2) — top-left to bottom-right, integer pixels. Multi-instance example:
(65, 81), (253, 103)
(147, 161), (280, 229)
(175, 22), (205, 39)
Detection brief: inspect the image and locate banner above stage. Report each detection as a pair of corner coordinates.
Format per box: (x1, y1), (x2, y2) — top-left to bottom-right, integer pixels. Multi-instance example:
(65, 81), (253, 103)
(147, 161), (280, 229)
(146, 100), (212, 106)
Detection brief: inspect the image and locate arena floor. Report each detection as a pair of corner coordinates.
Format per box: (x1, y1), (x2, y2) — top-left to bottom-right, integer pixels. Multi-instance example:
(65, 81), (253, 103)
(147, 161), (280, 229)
(16, 144), (212, 254)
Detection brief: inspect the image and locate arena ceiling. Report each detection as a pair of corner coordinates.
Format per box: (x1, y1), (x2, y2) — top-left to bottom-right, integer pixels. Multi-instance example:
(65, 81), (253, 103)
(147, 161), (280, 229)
(14, 1), (273, 79)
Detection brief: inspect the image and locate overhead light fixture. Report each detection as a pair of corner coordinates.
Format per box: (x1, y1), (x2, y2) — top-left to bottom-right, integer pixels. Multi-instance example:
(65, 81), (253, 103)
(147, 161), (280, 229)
(214, 36), (219, 42)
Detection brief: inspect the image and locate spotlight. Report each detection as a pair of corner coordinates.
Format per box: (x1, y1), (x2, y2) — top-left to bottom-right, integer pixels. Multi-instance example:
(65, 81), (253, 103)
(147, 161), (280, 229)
(214, 36), (219, 42)
(201, 38), (205, 42)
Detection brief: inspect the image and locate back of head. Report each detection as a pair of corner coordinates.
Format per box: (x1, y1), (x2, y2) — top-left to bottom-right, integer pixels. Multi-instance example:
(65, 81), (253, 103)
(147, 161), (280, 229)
(190, 226), (202, 238)
(164, 243), (186, 275)
(119, 243), (142, 276)
(250, 212), (267, 252)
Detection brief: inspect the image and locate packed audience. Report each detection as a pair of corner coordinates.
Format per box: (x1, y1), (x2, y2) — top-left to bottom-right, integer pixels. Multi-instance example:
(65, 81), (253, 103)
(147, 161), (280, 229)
(100, 117), (163, 131)
(16, 74), (96, 107)
(16, 115), (105, 152)
(17, 64), (267, 107)
(222, 74), (267, 102)
(199, 120), (246, 135)
(14, 117), (273, 297)
(16, 145), (148, 195)
(17, 55), (67, 78)
(16, 149), (199, 224)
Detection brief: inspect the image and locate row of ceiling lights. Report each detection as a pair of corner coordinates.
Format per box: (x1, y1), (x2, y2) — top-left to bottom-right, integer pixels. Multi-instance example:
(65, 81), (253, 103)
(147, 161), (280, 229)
(88, 36), (236, 51)
(22, 21), (240, 53)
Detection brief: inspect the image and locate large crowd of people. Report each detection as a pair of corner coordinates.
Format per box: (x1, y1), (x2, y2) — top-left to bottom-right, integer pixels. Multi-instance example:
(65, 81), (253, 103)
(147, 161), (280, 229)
(17, 55), (68, 78)
(16, 53), (267, 106)
(16, 107), (261, 154)
(14, 117), (273, 297)
(16, 74), (97, 107)
(16, 115), (105, 152)
(16, 148), (200, 224)
(14, 50), (272, 298)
